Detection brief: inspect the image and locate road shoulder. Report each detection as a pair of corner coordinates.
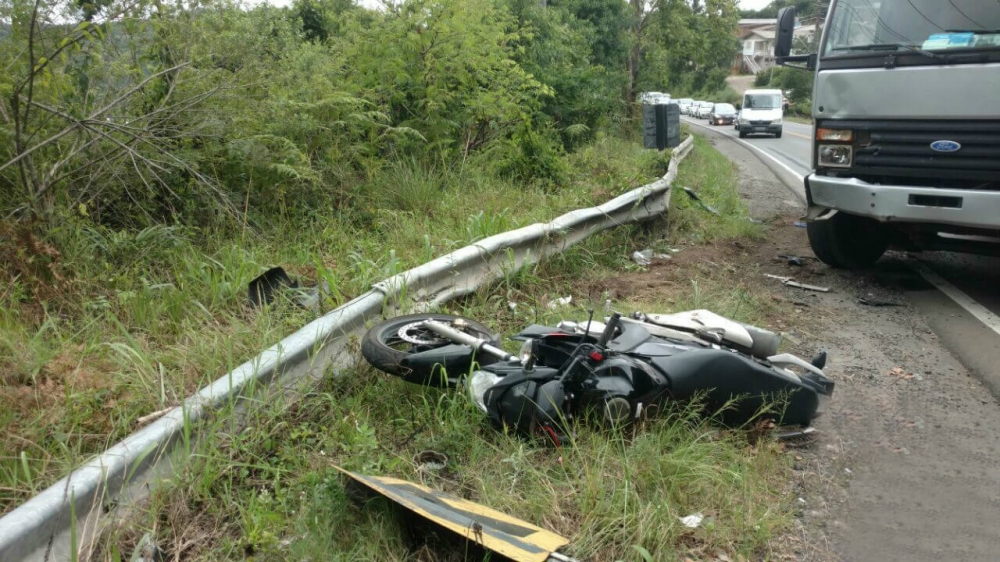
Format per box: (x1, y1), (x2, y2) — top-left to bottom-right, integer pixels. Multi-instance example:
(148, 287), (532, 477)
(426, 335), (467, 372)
(684, 128), (1000, 562)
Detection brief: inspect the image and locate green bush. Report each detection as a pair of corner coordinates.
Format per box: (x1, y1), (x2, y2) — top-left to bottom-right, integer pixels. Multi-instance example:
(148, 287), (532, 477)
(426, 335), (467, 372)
(486, 119), (569, 186)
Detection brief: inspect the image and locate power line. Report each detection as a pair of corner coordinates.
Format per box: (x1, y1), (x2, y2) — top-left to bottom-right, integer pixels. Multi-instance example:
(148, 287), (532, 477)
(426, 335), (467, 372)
(946, 0), (985, 30)
(905, 0), (945, 32)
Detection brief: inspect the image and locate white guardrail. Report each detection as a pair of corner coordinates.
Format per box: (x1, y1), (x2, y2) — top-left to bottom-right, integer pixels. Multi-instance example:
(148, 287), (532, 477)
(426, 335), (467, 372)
(0, 136), (694, 561)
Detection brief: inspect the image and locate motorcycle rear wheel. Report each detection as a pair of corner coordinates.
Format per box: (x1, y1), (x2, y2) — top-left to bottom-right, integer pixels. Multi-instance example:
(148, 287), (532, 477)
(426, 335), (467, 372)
(361, 313), (500, 385)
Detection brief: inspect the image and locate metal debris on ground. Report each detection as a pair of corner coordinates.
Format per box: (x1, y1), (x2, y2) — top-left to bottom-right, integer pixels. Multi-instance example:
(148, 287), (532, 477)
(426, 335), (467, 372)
(859, 296), (904, 307)
(632, 249), (672, 267)
(337, 467), (579, 562)
(632, 249), (653, 266)
(793, 221), (807, 228)
(778, 254), (808, 266)
(682, 187), (721, 216)
(764, 274), (830, 293)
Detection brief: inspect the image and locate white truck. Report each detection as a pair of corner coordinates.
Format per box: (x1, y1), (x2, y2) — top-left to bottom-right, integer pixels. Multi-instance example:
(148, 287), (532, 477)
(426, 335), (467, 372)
(775, 1), (1000, 268)
(737, 89), (784, 138)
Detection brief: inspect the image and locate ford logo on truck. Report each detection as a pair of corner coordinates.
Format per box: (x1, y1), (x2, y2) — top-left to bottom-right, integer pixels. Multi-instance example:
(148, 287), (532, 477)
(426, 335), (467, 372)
(930, 140), (962, 153)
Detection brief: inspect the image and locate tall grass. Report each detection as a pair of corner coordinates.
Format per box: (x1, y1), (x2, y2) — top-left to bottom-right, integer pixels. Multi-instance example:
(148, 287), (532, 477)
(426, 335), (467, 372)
(80, 136), (798, 561)
(0, 134), (666, 515)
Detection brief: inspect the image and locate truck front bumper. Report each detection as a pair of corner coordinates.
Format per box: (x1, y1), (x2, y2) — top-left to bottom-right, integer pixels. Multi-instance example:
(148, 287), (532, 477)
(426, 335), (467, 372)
(807, 174), (1000, 231)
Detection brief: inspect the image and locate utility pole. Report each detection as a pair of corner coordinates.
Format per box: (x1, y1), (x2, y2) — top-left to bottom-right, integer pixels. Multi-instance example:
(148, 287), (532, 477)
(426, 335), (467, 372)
(814, 0), (825, 51)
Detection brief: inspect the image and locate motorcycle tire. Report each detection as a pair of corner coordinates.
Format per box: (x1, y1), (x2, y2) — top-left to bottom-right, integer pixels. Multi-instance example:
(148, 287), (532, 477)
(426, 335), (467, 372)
(361, 313), (500, 385)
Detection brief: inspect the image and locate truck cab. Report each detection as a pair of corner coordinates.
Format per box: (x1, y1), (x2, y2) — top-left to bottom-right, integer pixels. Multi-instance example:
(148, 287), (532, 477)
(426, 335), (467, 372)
(775, 1), (1000, 268)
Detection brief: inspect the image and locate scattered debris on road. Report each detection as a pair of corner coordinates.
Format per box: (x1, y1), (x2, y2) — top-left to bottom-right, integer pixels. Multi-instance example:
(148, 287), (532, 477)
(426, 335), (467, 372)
(778, 254), (810, 266)
(764, 274), (830, 293)
(859, 296), (903, 307)
(793, 221), (807, 228)
(888, 366), (921, 381)
(632, 249), (672, 267)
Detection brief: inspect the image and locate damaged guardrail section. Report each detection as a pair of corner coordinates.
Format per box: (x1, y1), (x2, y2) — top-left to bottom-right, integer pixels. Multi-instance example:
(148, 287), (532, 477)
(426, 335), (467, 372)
(0, 136), (693, 561)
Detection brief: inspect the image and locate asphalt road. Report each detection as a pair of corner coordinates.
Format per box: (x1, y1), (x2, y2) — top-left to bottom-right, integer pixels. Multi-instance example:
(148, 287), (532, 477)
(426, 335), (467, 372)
(681, 113), (1000, 396)
(682, 114), (1000, 561)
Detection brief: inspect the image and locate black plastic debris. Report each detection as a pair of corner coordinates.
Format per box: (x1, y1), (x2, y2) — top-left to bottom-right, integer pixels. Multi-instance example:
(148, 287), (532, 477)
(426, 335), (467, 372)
(859, 297), (903, 307)
(248, 266), (328, 311)
(682, 187), (721, 216)
(248, 267), (298, 308)
(779, 254), (807, 266)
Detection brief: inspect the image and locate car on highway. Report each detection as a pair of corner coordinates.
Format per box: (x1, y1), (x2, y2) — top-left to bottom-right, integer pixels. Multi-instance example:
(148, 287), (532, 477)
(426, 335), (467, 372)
(709, 103), (737, 126)
(677, 98), (694, 114)
(695, 102), (714, 118)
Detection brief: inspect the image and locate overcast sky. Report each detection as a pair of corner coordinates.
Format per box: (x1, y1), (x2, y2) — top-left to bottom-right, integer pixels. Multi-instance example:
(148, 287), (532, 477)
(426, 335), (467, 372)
(738, 0), (773, 10)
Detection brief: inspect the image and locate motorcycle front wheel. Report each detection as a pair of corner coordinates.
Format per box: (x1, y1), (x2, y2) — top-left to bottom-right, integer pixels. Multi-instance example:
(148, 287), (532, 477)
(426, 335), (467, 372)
(360, 313), (501, 386)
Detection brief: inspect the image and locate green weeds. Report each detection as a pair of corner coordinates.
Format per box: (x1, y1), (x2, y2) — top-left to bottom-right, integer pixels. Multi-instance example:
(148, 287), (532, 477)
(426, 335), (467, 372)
(670, 135), (766, 244)
(85, 137), (796, 561)
(0, 135), (663, 514)
(4, 135), (800, 562)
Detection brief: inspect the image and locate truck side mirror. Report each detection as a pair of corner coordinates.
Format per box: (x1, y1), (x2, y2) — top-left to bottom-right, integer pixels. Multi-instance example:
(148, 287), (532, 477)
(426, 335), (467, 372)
(735, 103), (741, 111)
(775, 7), (796, 59)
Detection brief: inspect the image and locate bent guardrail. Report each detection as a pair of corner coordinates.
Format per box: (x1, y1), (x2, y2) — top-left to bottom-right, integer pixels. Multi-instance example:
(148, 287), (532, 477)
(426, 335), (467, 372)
(0, 135), (693, 561)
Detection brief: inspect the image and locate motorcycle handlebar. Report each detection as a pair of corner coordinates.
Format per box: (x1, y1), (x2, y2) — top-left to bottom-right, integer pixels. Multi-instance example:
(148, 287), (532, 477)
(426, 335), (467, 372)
(597, 312), (621, 348)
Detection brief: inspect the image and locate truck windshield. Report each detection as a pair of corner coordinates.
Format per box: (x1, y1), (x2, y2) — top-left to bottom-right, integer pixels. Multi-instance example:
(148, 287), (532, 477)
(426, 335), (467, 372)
(824, 0), (1000, 57)
(744, 94), (781, 109)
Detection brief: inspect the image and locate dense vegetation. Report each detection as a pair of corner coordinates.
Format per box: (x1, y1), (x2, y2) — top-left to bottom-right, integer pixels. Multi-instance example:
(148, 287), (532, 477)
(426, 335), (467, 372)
(1, 0), (745, 525)
(1, 0), (739, 231)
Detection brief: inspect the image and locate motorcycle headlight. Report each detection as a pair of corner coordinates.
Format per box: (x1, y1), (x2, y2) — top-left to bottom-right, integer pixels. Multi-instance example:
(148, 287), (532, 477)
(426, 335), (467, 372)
(519, 338), (534, 363)
(469, 370), (501, 413)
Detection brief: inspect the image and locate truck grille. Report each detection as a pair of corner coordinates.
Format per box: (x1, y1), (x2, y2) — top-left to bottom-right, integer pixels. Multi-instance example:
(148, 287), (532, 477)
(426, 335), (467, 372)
(749, 120), (771, 126)
(827, 120), (1000, 188)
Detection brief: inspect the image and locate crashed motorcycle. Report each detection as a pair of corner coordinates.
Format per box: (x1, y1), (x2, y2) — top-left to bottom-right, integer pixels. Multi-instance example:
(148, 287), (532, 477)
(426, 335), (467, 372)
(361, 310), (833, 442)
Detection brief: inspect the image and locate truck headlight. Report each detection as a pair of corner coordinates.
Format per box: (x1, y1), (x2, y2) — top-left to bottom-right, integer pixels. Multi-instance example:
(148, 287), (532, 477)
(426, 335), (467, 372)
(817, 128), (854, 142)
(773, 117), (783, 125)
(818, 145), (853, 168)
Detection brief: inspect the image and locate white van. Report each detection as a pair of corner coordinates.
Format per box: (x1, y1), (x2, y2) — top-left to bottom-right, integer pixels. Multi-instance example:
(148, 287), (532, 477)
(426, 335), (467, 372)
(737, 89), (783, 138)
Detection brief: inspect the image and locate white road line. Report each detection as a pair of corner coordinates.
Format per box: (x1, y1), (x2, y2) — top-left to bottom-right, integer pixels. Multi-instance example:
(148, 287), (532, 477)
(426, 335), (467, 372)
(912, 262), (1000, 338)
(682, 117), (806, 181)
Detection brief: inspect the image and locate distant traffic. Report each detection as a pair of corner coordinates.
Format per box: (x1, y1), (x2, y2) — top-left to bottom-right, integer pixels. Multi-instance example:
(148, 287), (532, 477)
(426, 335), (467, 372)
(651, 91), (790, 139)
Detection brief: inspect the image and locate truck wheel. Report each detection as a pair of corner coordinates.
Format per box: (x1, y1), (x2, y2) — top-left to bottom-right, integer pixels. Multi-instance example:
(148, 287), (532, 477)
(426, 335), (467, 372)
(739, 129), (747, 139)
(807, 212), (889, 268)
(774, 128), (783, 139)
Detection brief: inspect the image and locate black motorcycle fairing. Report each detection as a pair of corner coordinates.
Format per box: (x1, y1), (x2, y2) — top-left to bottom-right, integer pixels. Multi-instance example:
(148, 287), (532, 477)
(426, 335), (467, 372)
(481, 367), (562, 434)
(589, 357), (669, 396)
(649, 349), (822, 426)
(631, 340), (703, 357)
(512, 321), (652, 353)
(399, 344), (496, 382)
